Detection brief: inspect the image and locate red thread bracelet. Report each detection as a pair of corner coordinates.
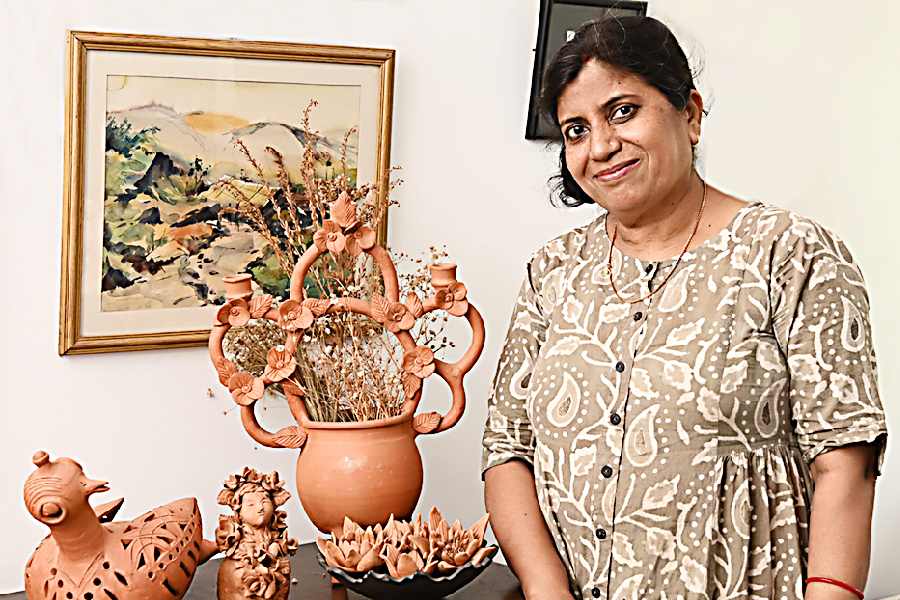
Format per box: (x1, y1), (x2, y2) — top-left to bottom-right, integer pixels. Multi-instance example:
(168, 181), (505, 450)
(806, 576), (864, 599)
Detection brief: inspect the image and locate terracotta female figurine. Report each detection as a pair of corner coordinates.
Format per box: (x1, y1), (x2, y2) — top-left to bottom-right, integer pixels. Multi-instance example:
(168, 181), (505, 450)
(215, 468), (299, 600)
(23, 451), (218, 600)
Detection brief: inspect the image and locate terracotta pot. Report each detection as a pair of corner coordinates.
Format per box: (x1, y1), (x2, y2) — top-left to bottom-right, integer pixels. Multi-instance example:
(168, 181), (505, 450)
(296, 413), (423, 533)
(217, 558), (290, 600)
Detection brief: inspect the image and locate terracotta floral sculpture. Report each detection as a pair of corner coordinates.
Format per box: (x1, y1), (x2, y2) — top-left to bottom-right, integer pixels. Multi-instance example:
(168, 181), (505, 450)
(24, 451), (218, 600)
(215, 468), (299, 600)
(209, 193), (486, 533)
(318, 508), (497, 579)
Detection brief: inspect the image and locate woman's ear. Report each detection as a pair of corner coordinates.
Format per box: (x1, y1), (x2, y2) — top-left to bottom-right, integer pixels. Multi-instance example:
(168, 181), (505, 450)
(686, 89), (704, 146)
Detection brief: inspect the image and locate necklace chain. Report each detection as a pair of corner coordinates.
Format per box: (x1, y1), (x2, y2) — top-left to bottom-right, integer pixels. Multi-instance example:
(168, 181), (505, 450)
(606, 178), (708, 305)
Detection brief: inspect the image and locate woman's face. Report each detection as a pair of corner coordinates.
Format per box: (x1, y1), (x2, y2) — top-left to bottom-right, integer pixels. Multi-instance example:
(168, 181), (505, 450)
(556, 59), (702, 217)
(239, 491), (274, 529)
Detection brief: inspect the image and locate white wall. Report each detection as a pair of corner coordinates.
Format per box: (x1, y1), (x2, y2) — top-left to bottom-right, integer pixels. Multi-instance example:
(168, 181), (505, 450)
(1, 0), (897, 597)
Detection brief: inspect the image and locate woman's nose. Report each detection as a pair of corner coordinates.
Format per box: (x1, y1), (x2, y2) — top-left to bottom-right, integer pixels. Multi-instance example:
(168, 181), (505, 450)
(589, 126), (621, 161)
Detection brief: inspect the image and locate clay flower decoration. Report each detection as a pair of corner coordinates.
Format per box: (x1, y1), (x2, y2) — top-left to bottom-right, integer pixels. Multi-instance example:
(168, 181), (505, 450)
(401, 346), (436, 399)
(435, 282), (469, 317)
(313, 221), (347, 254)
(278, 300), (314, 331)
(264, 346), (296, 382)
(371, 294), (416, 333)
(216, 468), (298, 599)
(218, 299), (252, 327)
(227, 372), (265, 406)
(313, 192), (377, 257)
(319, 508), (497, 581)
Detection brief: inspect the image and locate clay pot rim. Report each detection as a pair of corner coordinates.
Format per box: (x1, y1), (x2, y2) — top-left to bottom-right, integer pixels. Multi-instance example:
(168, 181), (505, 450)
(301, 410), (414, 431)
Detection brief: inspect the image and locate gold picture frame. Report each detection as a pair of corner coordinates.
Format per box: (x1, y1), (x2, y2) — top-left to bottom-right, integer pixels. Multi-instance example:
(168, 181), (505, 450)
(59, 31), (395, 355)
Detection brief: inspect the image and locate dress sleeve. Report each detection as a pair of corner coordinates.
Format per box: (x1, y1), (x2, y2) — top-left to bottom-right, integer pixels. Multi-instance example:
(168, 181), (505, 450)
(481, 258), (549, 476)
(770, 219), (887, 474)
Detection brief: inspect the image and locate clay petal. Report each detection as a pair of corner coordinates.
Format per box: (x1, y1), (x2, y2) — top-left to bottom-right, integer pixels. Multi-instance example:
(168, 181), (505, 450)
(343, 548), (361, 568)
(415, 346), (435, 364)
(327, 233), (347, 254)
(216, 304), (232, 325)
(448, 299), (469, 317)
(398, 310), (416, 331)
(436, 561), (457, 574)
(356, 227), (376, 249)
(429, 507), (444, 534)
(344, 235), (361, 257)
(469, 514), (490, 543)
(471, 545), (497, 566)
(343, 516), (356, 539)
(464, 538), (480, 558)
(410, 535), (430, 556)
(416, 362), (436, 379)
(357, 546), (383, 572)
(453, 551), (469, 565)
(297, 307), (315, 329)
(422, 560), (438, 575)
(313, 228), (328, 252)
(451, 282), (468, 301)
(318, 539), (346, 568)
(248, 377), (265, 400)
(396, 554), (418, 578)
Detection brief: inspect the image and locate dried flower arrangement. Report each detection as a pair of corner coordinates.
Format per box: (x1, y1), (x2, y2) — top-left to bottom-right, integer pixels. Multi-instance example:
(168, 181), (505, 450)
(212, 101), (454, 423)
(215, 468), (299, 600)
(317, 508), (497, 580)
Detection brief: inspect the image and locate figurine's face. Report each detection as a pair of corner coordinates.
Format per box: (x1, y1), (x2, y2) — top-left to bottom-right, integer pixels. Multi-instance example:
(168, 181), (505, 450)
(239, 491), (274, 528)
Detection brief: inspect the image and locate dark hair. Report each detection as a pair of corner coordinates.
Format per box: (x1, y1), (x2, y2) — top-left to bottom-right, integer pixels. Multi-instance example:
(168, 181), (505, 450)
(541, 15), (701, 207)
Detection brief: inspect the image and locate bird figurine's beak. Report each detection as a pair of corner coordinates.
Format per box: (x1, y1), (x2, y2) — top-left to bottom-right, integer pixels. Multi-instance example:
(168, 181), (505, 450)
(83, 479), (110, 497)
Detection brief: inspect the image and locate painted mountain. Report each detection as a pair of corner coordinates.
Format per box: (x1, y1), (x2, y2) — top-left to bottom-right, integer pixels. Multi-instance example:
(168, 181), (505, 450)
(101, 102), (359, 313)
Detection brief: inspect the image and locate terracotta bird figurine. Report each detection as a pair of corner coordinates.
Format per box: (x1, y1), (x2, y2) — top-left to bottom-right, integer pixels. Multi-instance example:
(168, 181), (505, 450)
(24, 451), (218, 600)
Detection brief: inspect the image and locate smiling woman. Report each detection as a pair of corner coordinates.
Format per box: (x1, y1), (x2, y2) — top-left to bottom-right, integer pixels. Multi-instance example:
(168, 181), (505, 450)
(481, 15), (887, 600)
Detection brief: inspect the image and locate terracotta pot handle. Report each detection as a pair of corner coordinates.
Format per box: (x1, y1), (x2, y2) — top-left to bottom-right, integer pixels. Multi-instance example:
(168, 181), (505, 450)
(411, 303), (485, 435)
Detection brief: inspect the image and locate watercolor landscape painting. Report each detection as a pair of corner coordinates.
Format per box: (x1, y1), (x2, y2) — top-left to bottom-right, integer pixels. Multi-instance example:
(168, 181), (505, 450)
(101, 75), (361, 312)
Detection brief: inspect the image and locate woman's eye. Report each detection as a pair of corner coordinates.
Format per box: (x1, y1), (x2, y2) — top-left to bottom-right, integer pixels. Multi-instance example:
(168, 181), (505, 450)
(611, 104), (637, 121)
(563, 124), (587, 142)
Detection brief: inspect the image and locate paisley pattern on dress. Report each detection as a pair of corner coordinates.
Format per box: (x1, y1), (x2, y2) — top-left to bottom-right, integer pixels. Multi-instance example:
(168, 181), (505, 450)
(482, 202), (887, 599)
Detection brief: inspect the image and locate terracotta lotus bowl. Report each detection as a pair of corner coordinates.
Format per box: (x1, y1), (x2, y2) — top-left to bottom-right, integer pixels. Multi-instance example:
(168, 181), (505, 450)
(316, 550), (496, 600)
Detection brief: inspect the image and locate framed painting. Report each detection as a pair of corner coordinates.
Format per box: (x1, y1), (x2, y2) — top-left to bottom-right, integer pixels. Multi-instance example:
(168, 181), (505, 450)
(525, 0), (648, 140)
(59, 31), (395, 355)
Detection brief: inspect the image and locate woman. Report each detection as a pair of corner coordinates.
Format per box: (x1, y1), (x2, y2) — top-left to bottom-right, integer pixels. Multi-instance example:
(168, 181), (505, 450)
(482, 16), (887, 600)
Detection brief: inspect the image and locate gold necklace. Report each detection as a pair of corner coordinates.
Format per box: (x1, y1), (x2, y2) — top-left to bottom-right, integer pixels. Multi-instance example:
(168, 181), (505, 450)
(606, 178), (708, 305)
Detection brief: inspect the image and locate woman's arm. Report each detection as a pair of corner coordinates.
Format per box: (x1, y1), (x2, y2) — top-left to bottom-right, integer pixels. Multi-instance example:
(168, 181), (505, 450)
(804, 444), (879, 600)
(485, 460), (574, 600)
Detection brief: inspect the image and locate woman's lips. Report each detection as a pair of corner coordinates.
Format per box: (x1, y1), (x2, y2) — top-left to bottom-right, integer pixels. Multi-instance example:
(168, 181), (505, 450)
(595, 159), (640, 182)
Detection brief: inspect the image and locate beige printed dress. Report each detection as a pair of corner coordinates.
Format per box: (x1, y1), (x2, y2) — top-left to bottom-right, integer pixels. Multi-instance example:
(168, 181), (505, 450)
(481, 202), (887, 600)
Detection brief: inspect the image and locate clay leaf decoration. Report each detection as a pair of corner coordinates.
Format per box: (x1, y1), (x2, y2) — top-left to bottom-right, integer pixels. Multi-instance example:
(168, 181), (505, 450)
(302, 297), (330, 317)
(217, 298), (251, 327)
(413, 412), (442, 434)
(227, 372), (265, 406)
(272, 426), (307, 449)
(331, 191), (360, 232)
(249, 294), (274, 319)
(371, 294), (415, 333)
(401, 345), (436, 398)
(216, 358), (239, 386)
(278, 299), (314, 331)
(281, 379), (306, 397)
(404, 292), (425, 319)
(313, 220), (347, 254)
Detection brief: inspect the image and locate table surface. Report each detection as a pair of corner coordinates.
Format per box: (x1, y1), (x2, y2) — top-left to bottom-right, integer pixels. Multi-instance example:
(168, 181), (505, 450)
(3, 543), (524, 600)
